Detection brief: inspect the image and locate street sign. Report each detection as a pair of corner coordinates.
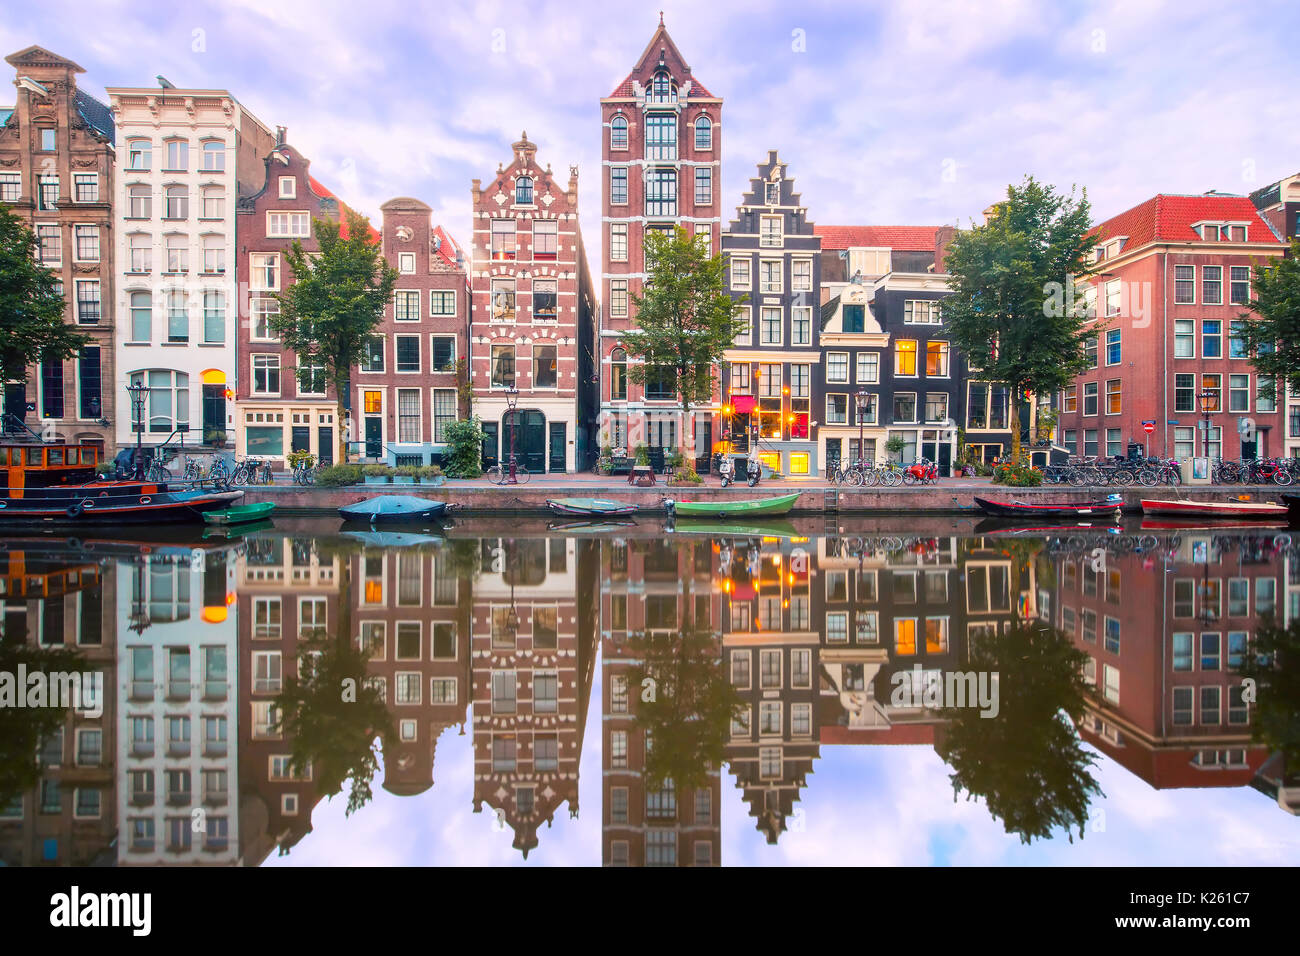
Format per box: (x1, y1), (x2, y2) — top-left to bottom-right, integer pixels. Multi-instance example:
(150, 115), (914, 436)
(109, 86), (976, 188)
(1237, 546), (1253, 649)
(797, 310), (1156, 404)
(1143, 422), (1155, 434)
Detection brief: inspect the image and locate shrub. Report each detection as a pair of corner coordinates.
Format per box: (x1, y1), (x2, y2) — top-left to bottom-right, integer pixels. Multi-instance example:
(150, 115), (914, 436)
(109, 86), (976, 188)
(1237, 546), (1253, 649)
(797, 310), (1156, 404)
(394, 465), (419, 478)
(286, 449), (315, 468)
(363, 464), (392, 477)
(634, 443), (650, 466)
(418, 465), (443, 479)
(992, 461), (1043, 486)
(315, 464), (363, 487)
(443, 418), (485, 479)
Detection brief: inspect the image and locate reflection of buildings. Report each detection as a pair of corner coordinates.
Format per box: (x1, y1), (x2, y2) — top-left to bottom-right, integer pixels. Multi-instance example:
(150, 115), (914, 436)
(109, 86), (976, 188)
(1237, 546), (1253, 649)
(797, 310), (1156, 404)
(116, 543), (240, 864)
(1051, 533), (1274, 791)
(602, 537), (721, 865)
(472, 537), (598, 856)
(0, 543), (116, 865)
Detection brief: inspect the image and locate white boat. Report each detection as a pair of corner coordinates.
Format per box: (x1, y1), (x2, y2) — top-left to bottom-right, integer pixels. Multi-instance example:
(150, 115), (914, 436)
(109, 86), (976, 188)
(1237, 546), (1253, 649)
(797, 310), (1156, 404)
(1139, 498), (1287, 519)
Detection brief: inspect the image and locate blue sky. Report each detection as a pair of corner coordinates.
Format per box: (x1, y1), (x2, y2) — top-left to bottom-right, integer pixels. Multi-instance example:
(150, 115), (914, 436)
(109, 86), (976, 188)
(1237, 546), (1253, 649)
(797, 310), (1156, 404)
(5, 0), (1300, 280)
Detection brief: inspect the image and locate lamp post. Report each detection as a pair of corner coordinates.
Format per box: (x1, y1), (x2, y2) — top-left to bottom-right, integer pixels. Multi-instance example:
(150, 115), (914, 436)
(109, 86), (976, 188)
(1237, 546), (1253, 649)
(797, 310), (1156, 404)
(1198, 389), (1216, 462)
(505, 385), (520, 481)
(126, 379), (149, 479)
(855, 389), (868, 464)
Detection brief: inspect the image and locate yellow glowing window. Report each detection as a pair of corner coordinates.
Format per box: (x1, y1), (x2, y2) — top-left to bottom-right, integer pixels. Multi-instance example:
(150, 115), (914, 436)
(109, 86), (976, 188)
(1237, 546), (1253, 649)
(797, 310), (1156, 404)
(895, 619), (917, 655)
(758, 452), (780, 472)
(789, 452), (809, 475)
(895, 340), (917, 376)
(925, 618), (948, 653)
(364, 580), (383, 603)
(363, 391), (382, 414)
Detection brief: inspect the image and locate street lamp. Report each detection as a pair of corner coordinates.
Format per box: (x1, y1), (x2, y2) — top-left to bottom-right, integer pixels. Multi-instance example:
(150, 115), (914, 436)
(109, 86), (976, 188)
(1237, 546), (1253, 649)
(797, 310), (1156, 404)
(504, 385), (520, 481)
(126, 379), (149, 479)
(855, 389), (869, 464)
(1198, 389), (1216, 461)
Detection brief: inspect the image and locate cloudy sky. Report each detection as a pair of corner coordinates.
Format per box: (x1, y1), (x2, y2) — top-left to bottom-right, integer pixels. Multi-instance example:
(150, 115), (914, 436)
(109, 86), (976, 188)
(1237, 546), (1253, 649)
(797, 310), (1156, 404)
(6, 0), (1300, 277)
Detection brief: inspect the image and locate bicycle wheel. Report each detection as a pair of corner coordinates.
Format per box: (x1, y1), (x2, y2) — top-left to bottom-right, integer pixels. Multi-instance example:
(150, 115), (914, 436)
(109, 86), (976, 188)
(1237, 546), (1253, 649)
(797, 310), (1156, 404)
(485, 465), (502, 484)
(515, 466), (531, 485)
(1275, 469), (1294, 486)
(1137, 469), (1157, 487)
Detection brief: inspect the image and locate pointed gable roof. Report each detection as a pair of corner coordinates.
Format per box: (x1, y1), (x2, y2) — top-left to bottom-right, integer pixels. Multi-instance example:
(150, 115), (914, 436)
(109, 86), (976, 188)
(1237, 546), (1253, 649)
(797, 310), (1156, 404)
(607, 17), (713, 98)
(5, 45), (85, 73)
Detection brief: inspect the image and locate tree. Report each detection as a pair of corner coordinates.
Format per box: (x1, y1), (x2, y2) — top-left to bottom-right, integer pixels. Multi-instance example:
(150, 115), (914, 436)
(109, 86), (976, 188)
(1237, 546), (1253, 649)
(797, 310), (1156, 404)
(1235, 617), (1300, 787)
(621, 226), (748, 466)
(0, 205), (89, 421)
(1237, 237), (1300, 404)
(943, 176), (1096, 462)
(272, 211), (397, 463)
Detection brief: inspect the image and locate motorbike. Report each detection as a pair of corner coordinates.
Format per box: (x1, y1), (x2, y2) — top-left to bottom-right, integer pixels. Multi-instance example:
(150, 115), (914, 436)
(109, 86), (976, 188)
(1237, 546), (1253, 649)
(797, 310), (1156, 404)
(746, 457), (762, 487)
(902, 458), (939, 485)
(718, 455), (735, 487)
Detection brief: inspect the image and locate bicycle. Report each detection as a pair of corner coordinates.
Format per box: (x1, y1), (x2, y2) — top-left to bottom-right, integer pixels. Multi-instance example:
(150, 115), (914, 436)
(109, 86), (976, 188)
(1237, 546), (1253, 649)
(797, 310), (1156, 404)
(292, 455), (318, 485)
(486, 462), (531, 485)
(230, 456), (265, 486)
(183, 458), (204, 482)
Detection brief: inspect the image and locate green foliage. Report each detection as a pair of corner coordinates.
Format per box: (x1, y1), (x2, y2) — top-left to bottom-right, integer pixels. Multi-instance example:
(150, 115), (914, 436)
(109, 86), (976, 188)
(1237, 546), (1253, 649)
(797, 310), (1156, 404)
(362, 464), (392, 477)
(1238, 238), (1300, 403)
(634, 443), (650, 466)
(286, 449), (315, 468)
(0, 205), (90, 386)
(314, 463), (363, 486)
(943, 177), (1095, 460)
(884, 434), (907, 457)
(621, 226), (749, 454)
(273, 636), (395, 821)
(1235, 617), (1300, 783)
(993, 461), (1044, 486)
(394, 465), (419, 478)
(935, 620), (1102, 844)
(418, 464), (443, 479)
(271, 211), (397, 463)
(443, 417), (485, 479)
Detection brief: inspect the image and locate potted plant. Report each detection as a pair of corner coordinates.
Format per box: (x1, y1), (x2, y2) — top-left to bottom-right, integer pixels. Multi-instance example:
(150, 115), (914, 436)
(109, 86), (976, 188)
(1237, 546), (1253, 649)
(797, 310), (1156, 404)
(393, 465), (418, 485)
(596, 443), (614, 476)
(634, 443), (650, 467)
(884, 434), (906, 461)
(205, 429), (227, 449)
(363, 464), (393, 485)
(418, 465), (445, 486)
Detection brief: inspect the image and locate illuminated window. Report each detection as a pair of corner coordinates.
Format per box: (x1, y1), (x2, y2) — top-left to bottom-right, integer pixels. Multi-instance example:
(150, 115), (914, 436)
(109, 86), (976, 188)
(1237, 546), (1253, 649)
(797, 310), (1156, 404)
(895, 340), (917, 376)
(363, 391), (382, 414)
(789, 452), (809, 475)
(895, 618), (917, 655)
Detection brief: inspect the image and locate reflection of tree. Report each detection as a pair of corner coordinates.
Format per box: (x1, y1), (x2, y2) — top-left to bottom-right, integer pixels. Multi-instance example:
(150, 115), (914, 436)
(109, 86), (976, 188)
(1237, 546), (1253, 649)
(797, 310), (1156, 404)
(934, 621), (1102, 844)
(1237, 618), (1300, 784)
(627, 580), (744, 794)
(273, 636), (394, 820)
(0, 643), (92, 807)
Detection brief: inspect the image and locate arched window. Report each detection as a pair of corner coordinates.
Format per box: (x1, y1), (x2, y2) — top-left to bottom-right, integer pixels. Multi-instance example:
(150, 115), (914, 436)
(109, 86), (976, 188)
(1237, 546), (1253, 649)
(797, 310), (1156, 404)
(610, 115), (628, 150)
(127, 139), (151, 171)
(515, 176), (533, 204)
(611, 347), (628, 401)
(652, 70), (675, 103)
(201, 140), (225, 172)
(695, 116), (712, 150)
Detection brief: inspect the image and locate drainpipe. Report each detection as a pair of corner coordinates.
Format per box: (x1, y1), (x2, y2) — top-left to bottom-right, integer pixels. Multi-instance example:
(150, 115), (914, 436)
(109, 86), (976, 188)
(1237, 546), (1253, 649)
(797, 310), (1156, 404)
(1162, 251), (1169, 457)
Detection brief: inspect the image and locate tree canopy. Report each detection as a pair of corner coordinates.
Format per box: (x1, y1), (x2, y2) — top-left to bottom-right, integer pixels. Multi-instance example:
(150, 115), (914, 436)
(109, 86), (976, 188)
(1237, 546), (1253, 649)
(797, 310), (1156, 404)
(1237, 237), (1300, 404)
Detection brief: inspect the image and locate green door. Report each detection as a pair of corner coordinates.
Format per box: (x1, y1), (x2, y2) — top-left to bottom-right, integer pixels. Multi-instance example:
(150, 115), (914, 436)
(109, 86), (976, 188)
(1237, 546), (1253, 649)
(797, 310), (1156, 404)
(549, 422), (566, 473)
(504, 410), (546, 473)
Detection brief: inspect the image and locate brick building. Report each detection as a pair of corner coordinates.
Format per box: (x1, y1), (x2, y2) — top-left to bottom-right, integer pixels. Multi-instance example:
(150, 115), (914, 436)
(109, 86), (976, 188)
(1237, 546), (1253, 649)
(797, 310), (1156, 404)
(1057, 192), (1286, 461)
(470, 134), (595, 474)
(599, 19), (722, 462)
(0, 46), (116, 453)
(1250, 171), (1300, 458)
(353, 197), (468, 464)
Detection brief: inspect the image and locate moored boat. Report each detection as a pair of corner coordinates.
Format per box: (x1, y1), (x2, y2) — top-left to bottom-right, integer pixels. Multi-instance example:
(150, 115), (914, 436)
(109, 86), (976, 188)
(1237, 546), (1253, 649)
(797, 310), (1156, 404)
(1140, 497), (1287, 519)
(663, 492), (801, 518)
(546, 497), (638, 517)
(339, 495), (448, 523)
(203, 501), (276, 525)
(973, 496), (1121, 519)
(667, 517), (801, 539)
(1282, 493), (1300, 523)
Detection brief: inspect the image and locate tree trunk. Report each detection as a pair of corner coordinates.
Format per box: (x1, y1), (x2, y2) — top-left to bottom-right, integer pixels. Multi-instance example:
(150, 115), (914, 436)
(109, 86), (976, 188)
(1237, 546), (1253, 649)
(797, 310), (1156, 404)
(335, 378), (349, 465)
(1010, 388), (1022, 463)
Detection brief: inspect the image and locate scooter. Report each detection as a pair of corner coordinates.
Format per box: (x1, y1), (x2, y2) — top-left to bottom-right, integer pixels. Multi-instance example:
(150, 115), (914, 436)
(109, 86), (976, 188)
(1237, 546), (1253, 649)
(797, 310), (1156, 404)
(746, 457), (762, 487)
(718, 455), (735, 487)
(902, 458), (939, 485)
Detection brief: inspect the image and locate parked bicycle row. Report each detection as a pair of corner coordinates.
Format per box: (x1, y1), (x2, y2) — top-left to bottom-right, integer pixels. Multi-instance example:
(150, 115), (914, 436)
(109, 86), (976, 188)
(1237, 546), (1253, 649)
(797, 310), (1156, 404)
(827, 457), (941, 486)
(1042, 455), (1297, 486)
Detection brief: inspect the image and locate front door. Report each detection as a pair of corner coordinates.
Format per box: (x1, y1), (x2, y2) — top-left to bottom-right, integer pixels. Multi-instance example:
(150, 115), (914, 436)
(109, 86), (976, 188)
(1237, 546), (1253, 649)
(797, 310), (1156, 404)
(938, 441), (952, 477)
(549, 422), (566, 473)
(482, 422), (499, 468)
(510, 410), (546, 473)
(4, 383), (27, 429)
(364, 417), (382, 459)
(317, 426), (333, 464)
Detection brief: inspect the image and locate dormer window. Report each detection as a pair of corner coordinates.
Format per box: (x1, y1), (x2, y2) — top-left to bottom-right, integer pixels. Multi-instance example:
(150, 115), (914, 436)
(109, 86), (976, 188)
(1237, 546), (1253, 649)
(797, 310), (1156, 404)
(278, 177), (296, 199)
(651, 70), (676, 103)
(515, 176), (533, 205)
(1093, 246), (1105, 263)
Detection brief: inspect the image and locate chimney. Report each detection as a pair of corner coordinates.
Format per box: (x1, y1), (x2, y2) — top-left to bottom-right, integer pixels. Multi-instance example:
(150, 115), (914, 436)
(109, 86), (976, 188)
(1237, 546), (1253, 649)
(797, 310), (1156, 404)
(934, 225), (957, 274)
(275, 125), (286, 145)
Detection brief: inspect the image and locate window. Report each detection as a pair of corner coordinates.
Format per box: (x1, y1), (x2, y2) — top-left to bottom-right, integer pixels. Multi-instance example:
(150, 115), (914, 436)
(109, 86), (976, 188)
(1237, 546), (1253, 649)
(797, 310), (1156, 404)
(791, 260), (812, 294)
(277, 175), (296, 198)
(1229, 374), (1250, 413)
(904, 300), (943, 324)
(199, 140), (225, 172)
(1083, 429), (1098, 456)
(646, 112), (677, 160)
(1202, 320), (1222, 358)
(532, 219), (558, 259)
(129, 292), (152, 342)
(164, 235), (188, 273)
(267, 212), (309, 237)
(0, 172), (19, 202)
(791, 306), (812, 346)
(533, 344), (557, 388)
(1083, 382), (1098, 416)
(610, 115), (628, 149)
(856, 393), (879, 425)
(491, 345), (515, 387)
(252, 355), (280, 395)
(893, 393), (917, 423)
(397, 389), (421, 442)
(826, 352), (849, 383)
(1230, 266), (1250, 305)
(1104, 328), (1121, 365)
(609, 222), (628, 262)
(646, 168), (676, 216)
(201, 186), (224, 219)
(163, 185), (188, 220)
(1257, 376), (1276, 412)
(610, 166), (627, 204)
(1083, 336), (1098, 368)
(924, 392), (948, 422)
(926, 341), (949, 377)
(164, 139), (188, 171)
(75, 280), (100, 325)
(127, 184), (151, 219)
(78, 347), (101, 419)
(826, 394), (848, 424)
(201, 234), (224, 274)
(1060, 384), (1077, 413)
(431, 389), (455, 443)
(429, 290), (456, 317)
(533, 279), (557, 321)
(760, 216), (782, 247)
(74, 173), (98, 203)
(730, 257), (751, 290)
(490, 219), (516, 259)
(1228, 320), (1248, 359)
(1202, 265), (1222, 305)
(895, 340), (918, 376)
(430, 335), (456, 372)
(395, 335), (420, 373)
(127, 139), (151, 170)
(1201, 372), (1222, 411)
(130, 370), (189, 433)
(695, 167), (712, 205)
(759, 307), (782, 346)
(36, 223), (61, 264)
(166, 290), (188, 342)
(394, 290), (420, 322)
(203, 291), (225, 344)
(1173, 263), (1195, 303)
(1106, 379), (1121, 414)
(609, 279), (628, 318)
(490, 278), (516, 321)
(38, 174), (59, 210)
(695, 115), (712, 149)
(1169, 372), (1197, 413)
(41, 359), (63, 419)
(514, 176), (533, 205)
(1103, 664), (1120, 704)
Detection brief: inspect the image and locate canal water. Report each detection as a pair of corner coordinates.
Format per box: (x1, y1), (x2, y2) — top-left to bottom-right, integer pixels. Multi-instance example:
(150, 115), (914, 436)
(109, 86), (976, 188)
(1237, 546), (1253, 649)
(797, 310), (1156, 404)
(2, 516), (1297, 866)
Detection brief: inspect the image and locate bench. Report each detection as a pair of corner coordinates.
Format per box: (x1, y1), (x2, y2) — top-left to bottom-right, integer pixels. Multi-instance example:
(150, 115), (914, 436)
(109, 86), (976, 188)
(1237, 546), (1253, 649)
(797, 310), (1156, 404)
(628, 464), (656, 486)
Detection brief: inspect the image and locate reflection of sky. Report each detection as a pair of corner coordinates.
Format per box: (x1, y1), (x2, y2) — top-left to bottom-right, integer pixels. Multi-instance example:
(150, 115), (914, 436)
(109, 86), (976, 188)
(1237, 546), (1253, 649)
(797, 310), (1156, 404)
(267, 647), (1300, 867)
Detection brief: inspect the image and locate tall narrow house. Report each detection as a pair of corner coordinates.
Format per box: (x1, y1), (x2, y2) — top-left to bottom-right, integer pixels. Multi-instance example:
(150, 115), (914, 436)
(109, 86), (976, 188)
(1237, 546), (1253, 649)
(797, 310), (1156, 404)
(469, 132), (595, 474)
(720, 151), (822, 476)
(0, 46), (116, 453)
(599, 18), (722, 465)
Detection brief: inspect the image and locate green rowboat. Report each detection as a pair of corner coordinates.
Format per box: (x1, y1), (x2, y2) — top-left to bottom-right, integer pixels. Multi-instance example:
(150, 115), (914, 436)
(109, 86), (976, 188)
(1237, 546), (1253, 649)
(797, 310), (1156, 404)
(203, 501), (277, 526)
(668, 518), (801, 539)
(666, 492), (800, 518)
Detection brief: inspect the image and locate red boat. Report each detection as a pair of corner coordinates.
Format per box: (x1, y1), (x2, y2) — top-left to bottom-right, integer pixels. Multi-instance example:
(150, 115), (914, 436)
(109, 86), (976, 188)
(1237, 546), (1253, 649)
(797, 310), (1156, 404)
(973, 496), (1122, 520)
(1139, 498), (1287, 520)
(0, 439), (242, 524)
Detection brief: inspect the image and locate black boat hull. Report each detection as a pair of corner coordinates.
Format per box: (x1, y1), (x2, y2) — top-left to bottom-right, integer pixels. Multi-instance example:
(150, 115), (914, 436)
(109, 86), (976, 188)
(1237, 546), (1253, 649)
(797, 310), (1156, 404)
(973, 496), (1121, 520)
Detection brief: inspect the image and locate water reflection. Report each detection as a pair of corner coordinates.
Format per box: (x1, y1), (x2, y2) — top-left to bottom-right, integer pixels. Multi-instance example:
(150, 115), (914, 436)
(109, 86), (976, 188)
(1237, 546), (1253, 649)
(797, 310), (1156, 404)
(0, 520), (1296, 866)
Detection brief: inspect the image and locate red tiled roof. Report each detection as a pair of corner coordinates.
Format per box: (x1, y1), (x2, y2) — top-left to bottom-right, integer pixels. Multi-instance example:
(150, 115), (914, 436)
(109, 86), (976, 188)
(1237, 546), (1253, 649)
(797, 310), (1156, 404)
(814, 225), (941, 252)
(431, 225), (462, 268)
(608, 73), (713, 98)
(1091, 193), (1283, 248)
(607, 22), (712, 98)
(308, 175), (381, 243)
